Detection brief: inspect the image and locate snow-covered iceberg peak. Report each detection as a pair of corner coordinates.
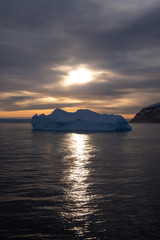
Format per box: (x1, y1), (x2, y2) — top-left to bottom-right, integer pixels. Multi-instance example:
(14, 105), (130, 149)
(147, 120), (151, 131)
(31, 108), (132, 132)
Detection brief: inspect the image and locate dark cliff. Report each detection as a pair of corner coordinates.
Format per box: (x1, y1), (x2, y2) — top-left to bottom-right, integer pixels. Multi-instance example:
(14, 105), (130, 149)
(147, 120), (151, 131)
(130, 103), (160, 123)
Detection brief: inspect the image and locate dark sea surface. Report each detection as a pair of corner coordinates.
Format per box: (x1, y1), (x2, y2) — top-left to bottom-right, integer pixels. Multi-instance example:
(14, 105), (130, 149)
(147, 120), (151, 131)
(0, 123), (160, 240)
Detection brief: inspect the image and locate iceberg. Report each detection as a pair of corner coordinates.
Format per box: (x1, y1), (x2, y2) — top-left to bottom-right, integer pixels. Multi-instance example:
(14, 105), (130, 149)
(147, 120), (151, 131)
(31, 108), (132, 132)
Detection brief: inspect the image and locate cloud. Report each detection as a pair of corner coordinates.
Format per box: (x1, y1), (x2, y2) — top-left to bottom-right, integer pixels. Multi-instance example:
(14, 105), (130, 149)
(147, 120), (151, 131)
(0, 0), (160, 115)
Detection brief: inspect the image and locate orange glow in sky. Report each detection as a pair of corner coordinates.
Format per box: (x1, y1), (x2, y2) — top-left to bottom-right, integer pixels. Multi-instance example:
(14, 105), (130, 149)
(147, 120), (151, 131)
(0, 109), (134, 120)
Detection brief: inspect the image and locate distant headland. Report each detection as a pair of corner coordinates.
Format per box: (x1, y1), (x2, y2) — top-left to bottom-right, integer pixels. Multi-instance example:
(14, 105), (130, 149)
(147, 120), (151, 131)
(130, 103), (160, 123)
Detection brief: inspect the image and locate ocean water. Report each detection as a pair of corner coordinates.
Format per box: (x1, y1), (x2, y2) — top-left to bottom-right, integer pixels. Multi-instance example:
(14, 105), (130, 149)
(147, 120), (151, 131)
(0, 123), (160, 240)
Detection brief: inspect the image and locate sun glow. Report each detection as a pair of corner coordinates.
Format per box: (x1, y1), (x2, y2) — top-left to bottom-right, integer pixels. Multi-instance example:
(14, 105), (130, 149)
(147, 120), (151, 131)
(66, 68), (92, 85)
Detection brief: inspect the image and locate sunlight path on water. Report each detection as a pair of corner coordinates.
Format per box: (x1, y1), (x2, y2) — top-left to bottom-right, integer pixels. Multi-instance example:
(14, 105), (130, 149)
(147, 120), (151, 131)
(61, 133), (96, 238)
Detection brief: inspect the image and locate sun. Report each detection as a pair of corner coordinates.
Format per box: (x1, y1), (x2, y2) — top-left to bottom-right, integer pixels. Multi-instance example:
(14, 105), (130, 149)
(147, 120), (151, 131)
(66, 68), (92, 85)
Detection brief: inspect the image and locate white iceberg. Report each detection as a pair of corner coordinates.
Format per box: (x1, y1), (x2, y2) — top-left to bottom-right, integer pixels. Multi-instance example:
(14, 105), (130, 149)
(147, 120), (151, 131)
(31, 108), (132, 132)
(31, 109), (131, 132)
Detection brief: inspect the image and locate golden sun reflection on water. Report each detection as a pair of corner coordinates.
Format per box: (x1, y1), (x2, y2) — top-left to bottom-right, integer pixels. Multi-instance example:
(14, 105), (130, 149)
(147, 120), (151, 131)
(61, 133), (96, 237)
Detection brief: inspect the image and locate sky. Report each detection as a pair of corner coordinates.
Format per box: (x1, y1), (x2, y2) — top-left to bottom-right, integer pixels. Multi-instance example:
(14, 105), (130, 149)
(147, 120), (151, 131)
(0, 0), (160, 118)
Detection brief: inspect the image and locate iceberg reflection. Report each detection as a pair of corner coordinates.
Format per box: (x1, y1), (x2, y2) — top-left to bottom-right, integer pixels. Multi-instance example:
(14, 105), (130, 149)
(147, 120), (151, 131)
(61, 133), (95, 237)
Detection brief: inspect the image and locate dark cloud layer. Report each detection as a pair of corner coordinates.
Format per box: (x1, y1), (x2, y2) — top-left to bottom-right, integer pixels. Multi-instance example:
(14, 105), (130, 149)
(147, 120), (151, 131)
(0, 0), (160, 115)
